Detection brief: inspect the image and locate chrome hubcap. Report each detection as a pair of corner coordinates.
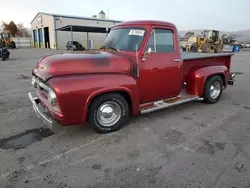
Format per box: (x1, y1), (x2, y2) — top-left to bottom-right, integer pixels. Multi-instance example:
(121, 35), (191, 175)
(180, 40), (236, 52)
(210, 81), (221, 99)
(97, 101), (121, 127)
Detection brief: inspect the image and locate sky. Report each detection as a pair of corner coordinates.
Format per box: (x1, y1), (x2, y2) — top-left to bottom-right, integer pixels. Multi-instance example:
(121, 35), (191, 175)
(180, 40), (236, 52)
(0, 0), (250, 31)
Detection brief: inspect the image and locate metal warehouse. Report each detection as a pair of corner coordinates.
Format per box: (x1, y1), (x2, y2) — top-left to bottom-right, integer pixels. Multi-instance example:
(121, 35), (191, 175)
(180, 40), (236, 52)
(30, 11), (123, 50)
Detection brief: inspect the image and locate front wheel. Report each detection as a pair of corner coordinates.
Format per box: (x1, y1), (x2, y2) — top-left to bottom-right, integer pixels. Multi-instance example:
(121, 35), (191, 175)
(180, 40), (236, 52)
(203, 75), (223, 103)
(11, 41), (16, 49)
(88, 93), (129, 133)
(190, 42), (198, 52)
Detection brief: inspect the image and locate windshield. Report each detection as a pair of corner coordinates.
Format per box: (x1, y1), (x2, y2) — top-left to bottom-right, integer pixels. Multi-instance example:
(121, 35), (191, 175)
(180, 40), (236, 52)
(73, 41), (80, 45)
(1, 33), (10, 38)
(102, 28), (146, 52)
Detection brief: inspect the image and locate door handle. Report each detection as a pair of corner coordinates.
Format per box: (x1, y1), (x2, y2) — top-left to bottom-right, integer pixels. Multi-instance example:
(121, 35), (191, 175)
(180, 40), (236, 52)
(173, 58), (181, 62)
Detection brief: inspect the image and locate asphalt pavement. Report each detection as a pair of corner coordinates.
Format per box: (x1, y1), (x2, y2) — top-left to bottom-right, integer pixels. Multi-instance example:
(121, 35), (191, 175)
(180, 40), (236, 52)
(0, 49), (250, 188)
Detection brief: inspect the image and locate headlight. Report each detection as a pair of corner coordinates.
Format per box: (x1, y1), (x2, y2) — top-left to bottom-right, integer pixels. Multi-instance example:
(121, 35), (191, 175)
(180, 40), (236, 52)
(48, 88), (57, 106)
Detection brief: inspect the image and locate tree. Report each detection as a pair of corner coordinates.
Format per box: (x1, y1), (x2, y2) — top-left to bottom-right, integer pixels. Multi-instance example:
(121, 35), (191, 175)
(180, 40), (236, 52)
(2, 21), (18, 37)
(1, 21), (31, 37)
(17, 23), (31, 37)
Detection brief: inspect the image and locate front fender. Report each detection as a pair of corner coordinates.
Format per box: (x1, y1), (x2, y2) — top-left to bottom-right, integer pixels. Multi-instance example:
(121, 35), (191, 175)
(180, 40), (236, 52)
(48, 74), (139, 125)
(186, 65), (228, 96)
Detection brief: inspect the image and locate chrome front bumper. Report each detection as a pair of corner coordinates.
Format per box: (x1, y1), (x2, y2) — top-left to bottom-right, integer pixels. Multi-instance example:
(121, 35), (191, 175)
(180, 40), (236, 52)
(28, 92), (56, 131)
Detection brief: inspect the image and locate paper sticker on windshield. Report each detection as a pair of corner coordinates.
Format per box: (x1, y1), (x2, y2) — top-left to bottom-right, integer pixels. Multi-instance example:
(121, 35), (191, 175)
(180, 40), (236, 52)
(129, 30), (145, 36)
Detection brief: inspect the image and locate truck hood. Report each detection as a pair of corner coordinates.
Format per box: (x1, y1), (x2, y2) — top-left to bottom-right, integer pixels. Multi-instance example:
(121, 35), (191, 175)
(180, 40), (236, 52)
(34, 51), (134, 81)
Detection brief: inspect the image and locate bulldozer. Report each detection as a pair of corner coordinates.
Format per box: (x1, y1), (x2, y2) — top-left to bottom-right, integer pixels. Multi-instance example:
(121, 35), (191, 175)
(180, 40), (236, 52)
(0, 32), (16, 49)
(190, 30), (224, 53)
(221, 34), (239, 45)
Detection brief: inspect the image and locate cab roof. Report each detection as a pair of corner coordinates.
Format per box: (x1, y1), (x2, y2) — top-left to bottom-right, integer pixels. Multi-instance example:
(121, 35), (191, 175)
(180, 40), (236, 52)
(113, 20), (176, 28)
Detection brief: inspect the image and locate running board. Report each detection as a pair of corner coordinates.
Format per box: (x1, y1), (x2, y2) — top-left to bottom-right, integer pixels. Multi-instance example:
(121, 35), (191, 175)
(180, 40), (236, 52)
(140, 96), (200, 114)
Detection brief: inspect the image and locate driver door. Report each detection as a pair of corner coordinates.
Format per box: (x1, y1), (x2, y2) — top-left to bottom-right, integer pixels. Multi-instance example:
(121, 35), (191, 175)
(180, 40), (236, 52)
(137, 27), (183, 103)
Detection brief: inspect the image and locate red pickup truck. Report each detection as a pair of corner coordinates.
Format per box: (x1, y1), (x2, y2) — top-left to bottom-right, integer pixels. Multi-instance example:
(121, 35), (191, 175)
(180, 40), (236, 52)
(28, 20), (235, 133)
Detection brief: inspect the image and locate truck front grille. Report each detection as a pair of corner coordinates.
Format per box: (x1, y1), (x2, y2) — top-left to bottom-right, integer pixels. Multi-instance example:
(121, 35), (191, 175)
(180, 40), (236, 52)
(32, 76), (49, 97)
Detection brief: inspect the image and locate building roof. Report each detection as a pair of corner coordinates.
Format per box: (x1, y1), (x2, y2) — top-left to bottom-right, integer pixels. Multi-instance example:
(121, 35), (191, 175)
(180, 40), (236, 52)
(30, 12), (123, 24)
(56, 25), (111, 33)
(99, 10), (105, 14)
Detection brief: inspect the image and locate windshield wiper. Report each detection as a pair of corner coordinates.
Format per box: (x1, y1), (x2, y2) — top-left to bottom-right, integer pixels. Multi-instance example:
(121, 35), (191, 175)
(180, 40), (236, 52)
(100, 45), (120, 51)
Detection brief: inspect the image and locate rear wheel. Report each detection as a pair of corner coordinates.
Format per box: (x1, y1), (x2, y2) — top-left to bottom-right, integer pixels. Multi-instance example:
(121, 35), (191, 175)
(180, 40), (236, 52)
(214, 44), (223, 53)
(88, 93), (129, 133)
(203, 75), (223, 103)
(201, 43), (211, 53)
(11, 41), (16, 49)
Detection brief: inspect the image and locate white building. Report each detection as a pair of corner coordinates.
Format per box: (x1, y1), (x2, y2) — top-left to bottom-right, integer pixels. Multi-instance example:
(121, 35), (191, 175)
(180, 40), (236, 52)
(30, 11), (123, 50)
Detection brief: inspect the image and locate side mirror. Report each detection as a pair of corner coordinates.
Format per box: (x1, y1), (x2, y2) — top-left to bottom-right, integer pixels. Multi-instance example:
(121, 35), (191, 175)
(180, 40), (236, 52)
(142, 47), (153, 62)
(146, 47), (152, 54)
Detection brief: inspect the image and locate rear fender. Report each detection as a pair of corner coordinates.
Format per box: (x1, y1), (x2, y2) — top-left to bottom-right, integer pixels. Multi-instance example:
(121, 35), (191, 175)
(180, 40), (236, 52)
(186, 65), (228, 96)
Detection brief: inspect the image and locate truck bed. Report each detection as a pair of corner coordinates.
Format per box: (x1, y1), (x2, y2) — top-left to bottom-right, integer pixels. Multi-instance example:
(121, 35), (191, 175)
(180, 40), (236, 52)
(182, 52), (234, 60)
(181, 52), (233, 86)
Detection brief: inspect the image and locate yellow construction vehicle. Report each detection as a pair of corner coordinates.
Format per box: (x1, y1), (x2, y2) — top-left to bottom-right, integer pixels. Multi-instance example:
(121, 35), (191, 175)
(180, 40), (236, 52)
(0, 33), (16, 49)
(190, 30), (223, 53)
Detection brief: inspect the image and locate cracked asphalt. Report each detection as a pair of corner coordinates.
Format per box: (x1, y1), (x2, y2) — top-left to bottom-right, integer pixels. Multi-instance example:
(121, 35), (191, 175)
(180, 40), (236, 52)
(0, 48), (250, 188)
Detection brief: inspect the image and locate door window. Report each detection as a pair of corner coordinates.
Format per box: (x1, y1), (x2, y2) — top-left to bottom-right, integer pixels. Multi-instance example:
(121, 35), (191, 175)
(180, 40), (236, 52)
(145, 29), (174, 53)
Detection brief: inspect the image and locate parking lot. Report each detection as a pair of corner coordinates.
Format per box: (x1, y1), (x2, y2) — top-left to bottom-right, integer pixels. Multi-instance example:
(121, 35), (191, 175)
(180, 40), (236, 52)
(0, 48), (250, 188)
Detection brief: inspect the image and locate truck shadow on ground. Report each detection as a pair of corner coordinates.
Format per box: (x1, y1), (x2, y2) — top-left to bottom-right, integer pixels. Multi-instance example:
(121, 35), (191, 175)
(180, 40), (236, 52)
(62, 98), (214, 140)
(48, 91), (232, 137)
(0, 92), (232, 151)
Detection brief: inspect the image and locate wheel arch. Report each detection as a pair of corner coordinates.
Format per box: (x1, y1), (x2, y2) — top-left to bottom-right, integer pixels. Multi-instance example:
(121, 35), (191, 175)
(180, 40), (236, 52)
(200, 69), (228, 97)
(187, 65), (228, 97)
(205, 73), (225, 87)
(83, 88), (139, 123)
